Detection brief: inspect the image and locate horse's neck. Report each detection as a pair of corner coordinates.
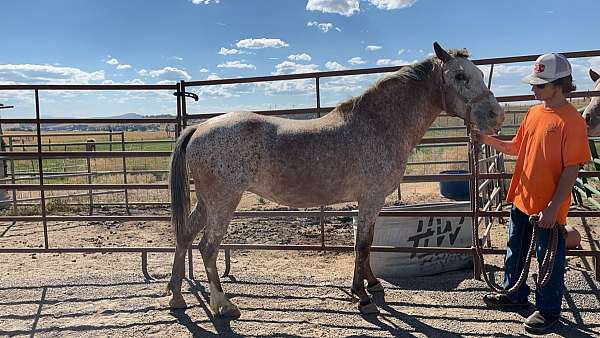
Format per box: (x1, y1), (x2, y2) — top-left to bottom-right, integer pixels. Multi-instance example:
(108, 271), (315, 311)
(349, 74), (443, 145)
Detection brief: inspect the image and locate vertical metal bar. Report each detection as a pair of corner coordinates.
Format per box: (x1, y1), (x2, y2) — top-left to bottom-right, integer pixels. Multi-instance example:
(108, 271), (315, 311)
(487, 64), (494, 89)
(222, 248), (231, 278)
(9, 137), (17, 213)
(315, 76), (326, 248)
(179, 81), (195, 279)
(121, 131), (130, 214)
(180, 81), (188, 128)
(86, 157), (93, 215)
(466, 109), (482, 280)
(35, 90), (49, 249)
(109, 131), (113, 151)
(176, 82), (182, 137)
(595, 256), (599, 282)
(141, 251), (152, 280)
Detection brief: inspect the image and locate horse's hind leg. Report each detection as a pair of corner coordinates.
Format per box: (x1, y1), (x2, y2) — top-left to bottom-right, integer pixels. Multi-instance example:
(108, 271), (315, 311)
(167, 204), (204, 309)
(200, 192), (242, 318)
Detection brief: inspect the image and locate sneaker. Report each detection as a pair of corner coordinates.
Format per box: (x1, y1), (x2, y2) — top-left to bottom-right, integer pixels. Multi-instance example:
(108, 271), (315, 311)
(523, 310), (559, 334)
(483, 293), (529, 309)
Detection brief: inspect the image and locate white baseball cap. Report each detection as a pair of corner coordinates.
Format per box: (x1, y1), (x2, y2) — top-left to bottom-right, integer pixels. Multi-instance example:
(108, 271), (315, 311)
(521, 53), (572, 85)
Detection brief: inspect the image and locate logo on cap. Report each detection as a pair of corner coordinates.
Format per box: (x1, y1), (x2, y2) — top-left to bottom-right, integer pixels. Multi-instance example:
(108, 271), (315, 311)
(534, 63), (545, 73)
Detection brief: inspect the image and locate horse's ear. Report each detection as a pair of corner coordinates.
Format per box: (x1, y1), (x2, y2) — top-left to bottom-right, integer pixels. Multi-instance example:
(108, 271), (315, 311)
(590, 68), (600, 82)
(433, 42), (452, 63)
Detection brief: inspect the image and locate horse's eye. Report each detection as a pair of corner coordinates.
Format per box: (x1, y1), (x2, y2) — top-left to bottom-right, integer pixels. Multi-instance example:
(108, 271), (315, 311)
(455, 73), (467, 82)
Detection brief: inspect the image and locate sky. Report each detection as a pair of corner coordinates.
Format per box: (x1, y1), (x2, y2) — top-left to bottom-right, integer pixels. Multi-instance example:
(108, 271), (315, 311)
(1, 0), (599, 119)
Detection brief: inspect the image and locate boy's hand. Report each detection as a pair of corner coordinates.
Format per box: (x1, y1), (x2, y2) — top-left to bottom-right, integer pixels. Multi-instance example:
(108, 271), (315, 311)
(538, 206), (558, 229)
(470, 129), (487, 144)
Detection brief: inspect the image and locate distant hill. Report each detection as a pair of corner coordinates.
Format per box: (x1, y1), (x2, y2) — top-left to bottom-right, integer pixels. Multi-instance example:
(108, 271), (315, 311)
(100, 113), (145, 119)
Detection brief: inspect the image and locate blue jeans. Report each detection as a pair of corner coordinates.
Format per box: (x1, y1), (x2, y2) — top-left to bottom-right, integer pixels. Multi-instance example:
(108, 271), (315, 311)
(503, 206), (566, 319)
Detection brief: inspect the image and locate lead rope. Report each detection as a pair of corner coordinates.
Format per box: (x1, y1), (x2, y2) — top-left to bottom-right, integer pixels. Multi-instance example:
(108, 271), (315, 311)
(471, 138), (561, 294)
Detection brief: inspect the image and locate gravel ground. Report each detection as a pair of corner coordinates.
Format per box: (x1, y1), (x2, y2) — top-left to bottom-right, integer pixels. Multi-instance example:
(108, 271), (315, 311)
(0, 249), (599, 337)
(1, 187), (599, 337)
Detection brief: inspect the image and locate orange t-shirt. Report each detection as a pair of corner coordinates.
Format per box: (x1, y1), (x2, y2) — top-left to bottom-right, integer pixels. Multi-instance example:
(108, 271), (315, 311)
(506, 103), (591, 224)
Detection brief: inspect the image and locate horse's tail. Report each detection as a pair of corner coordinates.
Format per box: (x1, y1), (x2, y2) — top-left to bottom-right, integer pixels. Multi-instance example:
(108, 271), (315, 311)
(169, 126), (197, 242)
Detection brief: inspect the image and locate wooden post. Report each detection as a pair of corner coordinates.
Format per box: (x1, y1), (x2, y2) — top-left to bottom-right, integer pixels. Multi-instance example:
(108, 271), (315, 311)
(121, 131), (130, 214)
(8, 137), (17, 213)
(86, 157), (93, 215)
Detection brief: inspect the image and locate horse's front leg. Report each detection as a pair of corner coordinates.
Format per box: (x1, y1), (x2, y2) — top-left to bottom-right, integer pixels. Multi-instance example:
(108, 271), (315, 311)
(352, 197), (385, 314)
(364, 252), (384, 293)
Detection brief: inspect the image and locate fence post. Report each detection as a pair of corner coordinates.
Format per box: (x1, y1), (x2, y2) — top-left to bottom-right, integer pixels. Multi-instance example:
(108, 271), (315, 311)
(121, 131), (130, 214)
(315, 76), (327, 248)
(8, 136), (17, 213)
(35, 90), (49, 249)
(86, 157), (93, 215)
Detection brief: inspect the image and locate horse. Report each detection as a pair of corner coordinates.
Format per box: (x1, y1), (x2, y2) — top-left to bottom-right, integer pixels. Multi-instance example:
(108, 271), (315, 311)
(166, 42), (505, 316)
(583, 68), (600, 136)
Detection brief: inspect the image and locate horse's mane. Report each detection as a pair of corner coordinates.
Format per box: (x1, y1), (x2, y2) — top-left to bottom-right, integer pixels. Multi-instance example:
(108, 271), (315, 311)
(336, 49), (470, 117)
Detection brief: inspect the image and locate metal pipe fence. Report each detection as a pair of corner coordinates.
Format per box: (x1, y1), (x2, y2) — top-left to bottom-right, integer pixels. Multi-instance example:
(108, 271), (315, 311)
(1, 50), (599, 281)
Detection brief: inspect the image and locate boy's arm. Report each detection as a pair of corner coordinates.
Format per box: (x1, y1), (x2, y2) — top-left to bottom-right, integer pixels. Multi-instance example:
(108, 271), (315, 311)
(538, 165), (581, 228)
(471, 130), (519, 156)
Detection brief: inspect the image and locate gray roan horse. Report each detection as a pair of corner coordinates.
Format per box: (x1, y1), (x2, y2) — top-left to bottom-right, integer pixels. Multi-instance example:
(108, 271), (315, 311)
(583, 68), (600, 136)
(166, 42), (505, 316)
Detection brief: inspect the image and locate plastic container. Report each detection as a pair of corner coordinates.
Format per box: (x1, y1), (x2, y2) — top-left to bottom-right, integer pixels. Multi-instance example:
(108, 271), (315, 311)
(353, 202), (472, 277)
(439, 169), (470, 201)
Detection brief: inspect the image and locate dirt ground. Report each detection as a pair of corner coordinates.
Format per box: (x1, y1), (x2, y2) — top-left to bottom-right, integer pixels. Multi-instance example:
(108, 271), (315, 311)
(1, 183), (599, 337)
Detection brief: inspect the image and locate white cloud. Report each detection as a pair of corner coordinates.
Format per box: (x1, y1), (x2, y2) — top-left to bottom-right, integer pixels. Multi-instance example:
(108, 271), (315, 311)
(325, 61), (345, 71)
(116, 64), (131, 70)
(171, 56), (184, 61)
(218, 47), (243, 55)
(137, 69), (148, 76)
(106, 58), (119, 65)
(306, 0), (360, 16)
(217, 61), (256, 69)
(199, 68), (210, 73)
(488, 64), (531, 77)
(366, 45), (382, 52)
(368, 0), (416, 10)
(0, 64), (105, 84)
(375, 59), (407, 66)
(288, 53), (312, 62)
(146, 66), (192, 81)
(398, 48), (405, 55)
(348, 57), (366, 65)
(307, 21), (341, 33)
(191, 0), (220, 4)
(590, 56), (600, 70)
(236, 38), (289, 49)
(273, 61), (319, 75)
(125, 79), (145, 85)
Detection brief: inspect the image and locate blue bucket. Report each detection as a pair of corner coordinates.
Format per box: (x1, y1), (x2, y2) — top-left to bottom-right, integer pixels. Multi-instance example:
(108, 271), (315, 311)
(439, 170), (470, 201)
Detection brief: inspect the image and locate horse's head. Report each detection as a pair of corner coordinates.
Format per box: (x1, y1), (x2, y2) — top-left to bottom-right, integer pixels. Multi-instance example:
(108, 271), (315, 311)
(434, 42), (504, 135)
(582, 68), (600, 136)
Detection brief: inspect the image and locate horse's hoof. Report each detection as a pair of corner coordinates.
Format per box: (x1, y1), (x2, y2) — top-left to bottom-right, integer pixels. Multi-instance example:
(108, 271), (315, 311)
(367, 282), (384, 293)
(358, 300), (379, 315)
(220, 304), (241, 319)
(169, 295), (187, 309)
